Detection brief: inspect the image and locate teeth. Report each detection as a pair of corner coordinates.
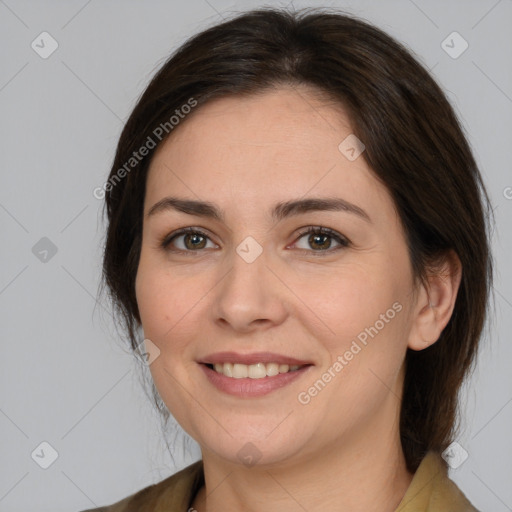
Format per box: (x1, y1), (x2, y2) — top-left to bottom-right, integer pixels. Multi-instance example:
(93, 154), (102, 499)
(232, 363), (248, 378)
(223, 363), (233, 377)
(210, 362), (303, 379)
(267, 363), (279, 377)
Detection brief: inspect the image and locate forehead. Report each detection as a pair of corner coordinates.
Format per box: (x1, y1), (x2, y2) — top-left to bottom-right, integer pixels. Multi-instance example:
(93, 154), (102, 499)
(145, 86), (395, 223)
(156, 86), (352, 153)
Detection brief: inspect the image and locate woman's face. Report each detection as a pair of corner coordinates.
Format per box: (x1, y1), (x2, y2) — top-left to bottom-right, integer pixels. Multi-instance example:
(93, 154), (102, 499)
(135, 86), (419, 467)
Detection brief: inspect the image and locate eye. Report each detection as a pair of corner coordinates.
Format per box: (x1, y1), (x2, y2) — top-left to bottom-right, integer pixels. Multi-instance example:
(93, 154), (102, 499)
(160, 226), (350, 255)
(160, 227), (217, 253)
(291, 226), (349, 254)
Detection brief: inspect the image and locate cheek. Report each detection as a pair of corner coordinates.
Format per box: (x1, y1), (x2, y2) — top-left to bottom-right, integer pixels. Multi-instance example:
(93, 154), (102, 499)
(133, 250), (204, 432)
(135, 263), (166, 335)
(301, 264), (400, 340)
(306, 285), (408, 427)
(135, 256), (214, 365)
(135, 257), (185, 345)
(302, 262), (410, 393)
(136, 263), (201, 429)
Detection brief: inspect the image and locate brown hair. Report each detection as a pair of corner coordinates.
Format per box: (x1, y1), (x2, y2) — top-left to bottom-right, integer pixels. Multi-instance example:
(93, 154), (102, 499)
(98, 7), (493, 472)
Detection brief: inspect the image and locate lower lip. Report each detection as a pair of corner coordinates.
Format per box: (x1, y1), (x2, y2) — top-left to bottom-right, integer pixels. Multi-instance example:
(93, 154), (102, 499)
(199, 364), (312, 398)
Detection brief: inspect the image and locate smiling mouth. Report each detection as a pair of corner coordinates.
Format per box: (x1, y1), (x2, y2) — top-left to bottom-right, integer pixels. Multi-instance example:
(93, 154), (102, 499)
(204, 362), (307, 379)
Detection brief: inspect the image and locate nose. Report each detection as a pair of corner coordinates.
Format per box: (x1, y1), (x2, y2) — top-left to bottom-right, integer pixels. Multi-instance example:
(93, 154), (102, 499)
(211, 244), (289, 333)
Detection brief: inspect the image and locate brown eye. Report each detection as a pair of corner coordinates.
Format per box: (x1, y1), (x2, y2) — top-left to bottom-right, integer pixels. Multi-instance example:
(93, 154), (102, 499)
(161, 228), (216, 252)
(293, 227), (349, 253)
(308, 232), (332, 250)
(183, 232), (207, 250)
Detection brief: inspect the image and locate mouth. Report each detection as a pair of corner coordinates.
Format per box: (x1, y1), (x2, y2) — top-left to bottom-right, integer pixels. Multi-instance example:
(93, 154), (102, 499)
(204, 362), (306, 379)
(206, 363), (308, 379)
(197, 352), (313, 397)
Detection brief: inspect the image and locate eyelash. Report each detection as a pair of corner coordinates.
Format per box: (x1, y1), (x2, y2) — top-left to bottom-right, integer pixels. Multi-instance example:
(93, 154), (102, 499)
(160, 226), (350, 256)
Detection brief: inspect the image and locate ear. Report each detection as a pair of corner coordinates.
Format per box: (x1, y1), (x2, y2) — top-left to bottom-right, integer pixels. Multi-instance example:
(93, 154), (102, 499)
(408, 250), (462, 351)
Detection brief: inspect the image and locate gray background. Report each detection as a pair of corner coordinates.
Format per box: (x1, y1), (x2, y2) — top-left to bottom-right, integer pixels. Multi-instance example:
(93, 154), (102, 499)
(0, 0), (511, 511)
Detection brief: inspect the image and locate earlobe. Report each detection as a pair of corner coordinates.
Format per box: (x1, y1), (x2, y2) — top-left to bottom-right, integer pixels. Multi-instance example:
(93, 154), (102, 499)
(407, 250), (462, 351)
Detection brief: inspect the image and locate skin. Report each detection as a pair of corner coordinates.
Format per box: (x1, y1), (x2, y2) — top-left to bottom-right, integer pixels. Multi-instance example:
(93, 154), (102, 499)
(135, 85), (461, 512)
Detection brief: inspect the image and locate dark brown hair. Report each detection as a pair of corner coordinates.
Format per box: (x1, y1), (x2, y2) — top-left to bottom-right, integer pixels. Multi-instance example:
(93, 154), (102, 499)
(98, 7), (493, 472)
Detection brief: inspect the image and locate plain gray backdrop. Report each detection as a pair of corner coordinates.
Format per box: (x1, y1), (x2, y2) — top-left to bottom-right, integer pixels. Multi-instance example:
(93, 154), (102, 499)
(0, 1), (511, 511)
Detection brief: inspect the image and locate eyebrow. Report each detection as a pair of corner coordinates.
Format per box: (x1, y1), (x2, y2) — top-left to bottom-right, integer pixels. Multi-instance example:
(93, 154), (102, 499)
(146, 196), (371, 223)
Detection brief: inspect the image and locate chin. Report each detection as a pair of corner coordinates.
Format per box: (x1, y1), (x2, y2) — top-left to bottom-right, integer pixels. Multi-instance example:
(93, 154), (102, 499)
(192, 418), (316, 469)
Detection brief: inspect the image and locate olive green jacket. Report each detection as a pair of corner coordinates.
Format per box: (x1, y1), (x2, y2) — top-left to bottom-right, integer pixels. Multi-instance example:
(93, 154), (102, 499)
(80, 452), (478, 511)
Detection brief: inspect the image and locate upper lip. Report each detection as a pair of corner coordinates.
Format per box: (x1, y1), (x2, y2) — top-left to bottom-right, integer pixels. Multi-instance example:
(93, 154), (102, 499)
(198, 352), (312, 366)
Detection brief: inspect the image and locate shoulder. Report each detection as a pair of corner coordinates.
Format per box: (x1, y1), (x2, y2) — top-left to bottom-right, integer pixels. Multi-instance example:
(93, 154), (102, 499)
(78, 459), (204, 512)
(396, 451), (479, 512)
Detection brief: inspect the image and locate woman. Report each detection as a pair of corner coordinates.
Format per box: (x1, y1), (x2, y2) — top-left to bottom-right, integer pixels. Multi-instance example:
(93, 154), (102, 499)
(86, 6), (492, 511)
